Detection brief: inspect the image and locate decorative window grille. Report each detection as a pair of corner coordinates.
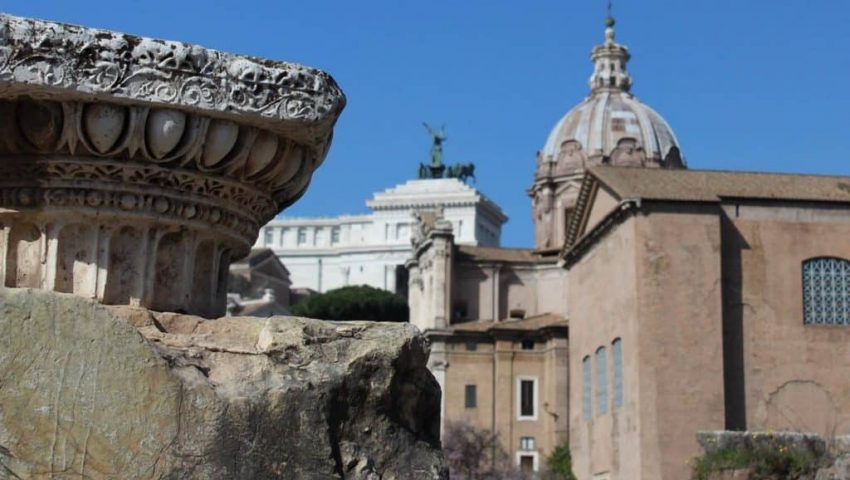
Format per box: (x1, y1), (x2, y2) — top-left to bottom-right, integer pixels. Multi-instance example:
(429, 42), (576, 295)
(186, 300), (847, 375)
(595, 347), (607, 416)
(612, 339), (623, 409)
(803, 257), (850, 325)
(582, 356), (592, 420)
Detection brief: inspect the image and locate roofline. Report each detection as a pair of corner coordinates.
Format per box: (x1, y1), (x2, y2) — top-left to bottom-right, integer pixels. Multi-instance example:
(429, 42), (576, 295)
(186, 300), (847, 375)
(424, 324), (569, 341)
(561, 192), (850, 268)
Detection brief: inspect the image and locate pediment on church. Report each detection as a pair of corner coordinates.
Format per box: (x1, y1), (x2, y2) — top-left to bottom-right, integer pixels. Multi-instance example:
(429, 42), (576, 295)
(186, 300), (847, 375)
(562, 170), (624, 252)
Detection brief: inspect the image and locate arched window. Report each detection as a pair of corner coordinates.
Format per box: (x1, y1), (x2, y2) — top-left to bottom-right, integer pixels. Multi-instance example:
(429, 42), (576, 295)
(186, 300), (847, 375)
(612, 339), (623, 409)
(803, 257), (850, 325)
(595, 347), (608, 416)
(582, 356), (592, 420)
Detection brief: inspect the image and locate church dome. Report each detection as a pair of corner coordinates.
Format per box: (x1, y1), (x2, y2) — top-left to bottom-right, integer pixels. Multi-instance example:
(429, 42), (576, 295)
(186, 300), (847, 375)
(537, 17), (685, 179)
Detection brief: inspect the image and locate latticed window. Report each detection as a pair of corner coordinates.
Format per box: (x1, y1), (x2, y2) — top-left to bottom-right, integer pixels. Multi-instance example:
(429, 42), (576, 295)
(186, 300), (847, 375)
(612, 338), (623, 409)
(595, 347), (607, 416)
(582, 356), (592, 420)
(803, 257), (850, 325)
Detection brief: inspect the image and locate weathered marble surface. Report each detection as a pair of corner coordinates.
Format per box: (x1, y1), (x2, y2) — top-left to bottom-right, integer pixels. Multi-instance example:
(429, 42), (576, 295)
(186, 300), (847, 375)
(0, 14), (345, 135)
(0, 288), (446, 479)
(0, 13), (345, 316)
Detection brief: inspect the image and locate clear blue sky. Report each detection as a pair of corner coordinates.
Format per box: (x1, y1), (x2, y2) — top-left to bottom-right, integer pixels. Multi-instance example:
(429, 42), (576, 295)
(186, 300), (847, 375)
(6, 1), (850, 247)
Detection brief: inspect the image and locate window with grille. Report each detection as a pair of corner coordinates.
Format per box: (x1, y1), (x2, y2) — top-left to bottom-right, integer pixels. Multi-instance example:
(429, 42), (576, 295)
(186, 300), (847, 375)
(595, 347), (607, 416)
(582, 356), (592, 420)
(612, 339), (623, 409)
(464, 385), (477, 409)
(803, 257), (850, 325)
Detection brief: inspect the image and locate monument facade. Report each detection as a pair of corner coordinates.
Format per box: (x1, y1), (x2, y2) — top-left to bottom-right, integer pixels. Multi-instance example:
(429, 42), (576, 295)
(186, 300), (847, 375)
(255, 130), (506, 295)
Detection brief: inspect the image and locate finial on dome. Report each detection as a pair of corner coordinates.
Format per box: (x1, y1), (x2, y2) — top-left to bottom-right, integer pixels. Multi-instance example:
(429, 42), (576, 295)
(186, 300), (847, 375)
(604, 2), (616, 43)
(588, 7), (632, 93)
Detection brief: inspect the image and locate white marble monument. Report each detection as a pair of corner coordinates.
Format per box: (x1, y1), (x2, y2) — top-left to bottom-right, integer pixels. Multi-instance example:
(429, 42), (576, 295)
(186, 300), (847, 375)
(255, 177), (507, 294)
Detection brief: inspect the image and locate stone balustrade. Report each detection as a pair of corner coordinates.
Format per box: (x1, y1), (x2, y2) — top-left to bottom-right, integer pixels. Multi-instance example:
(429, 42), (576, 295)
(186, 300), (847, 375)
(0, 13), (345, 316)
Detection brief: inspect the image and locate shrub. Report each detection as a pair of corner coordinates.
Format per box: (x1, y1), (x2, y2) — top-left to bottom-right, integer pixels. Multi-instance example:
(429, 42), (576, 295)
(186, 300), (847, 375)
(692, 440), (823, 480)
(289, 285), (409, 322)
(545, 442), (577, 480)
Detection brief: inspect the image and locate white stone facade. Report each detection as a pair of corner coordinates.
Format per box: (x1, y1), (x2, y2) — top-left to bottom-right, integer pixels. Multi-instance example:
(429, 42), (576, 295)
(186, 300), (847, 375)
(255, 178), (507, 294)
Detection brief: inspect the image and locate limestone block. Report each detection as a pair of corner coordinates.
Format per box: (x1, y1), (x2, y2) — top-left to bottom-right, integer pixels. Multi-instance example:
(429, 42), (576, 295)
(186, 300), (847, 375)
(0, 288), (446, 479)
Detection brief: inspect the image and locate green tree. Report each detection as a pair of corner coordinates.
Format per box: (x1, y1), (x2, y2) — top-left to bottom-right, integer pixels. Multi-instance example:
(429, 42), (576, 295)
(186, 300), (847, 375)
(290, 285), (409, 322)
(545, 442), (576, 480)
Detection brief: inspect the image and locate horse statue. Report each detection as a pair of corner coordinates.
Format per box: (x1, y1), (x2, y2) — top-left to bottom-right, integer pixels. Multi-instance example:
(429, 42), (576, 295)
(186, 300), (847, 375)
(447, 163), (475, 184)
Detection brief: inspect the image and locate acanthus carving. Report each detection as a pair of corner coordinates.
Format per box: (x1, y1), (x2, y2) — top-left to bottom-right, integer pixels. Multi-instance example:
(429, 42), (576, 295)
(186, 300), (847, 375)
(0, 14), (345, 132)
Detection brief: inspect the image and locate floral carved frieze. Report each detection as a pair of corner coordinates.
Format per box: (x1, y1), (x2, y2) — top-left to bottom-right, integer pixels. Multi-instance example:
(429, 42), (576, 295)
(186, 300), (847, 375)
(0, 13), (346, 141)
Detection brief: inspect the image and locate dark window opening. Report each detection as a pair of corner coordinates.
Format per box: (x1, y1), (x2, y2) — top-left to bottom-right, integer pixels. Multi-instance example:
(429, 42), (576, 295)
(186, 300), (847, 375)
(521, 339), (535, 350)
(465, 385), (477, 408)
(453, 300), (468, 321)
(466, 341), (477, 351)
(520, 380), (535, 417)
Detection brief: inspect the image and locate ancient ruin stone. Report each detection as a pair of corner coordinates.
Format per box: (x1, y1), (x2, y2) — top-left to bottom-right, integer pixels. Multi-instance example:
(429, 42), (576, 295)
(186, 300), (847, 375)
(0, 288), (447, 479)
(0, 13), (345, 317)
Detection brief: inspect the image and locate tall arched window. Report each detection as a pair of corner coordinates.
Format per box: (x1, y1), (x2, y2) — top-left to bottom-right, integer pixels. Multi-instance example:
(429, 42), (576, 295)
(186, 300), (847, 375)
(803, 257), (850, 325)
(612, 338), (623, 409)
(582, 356), (592, 420)
(595, 347), (607, 416)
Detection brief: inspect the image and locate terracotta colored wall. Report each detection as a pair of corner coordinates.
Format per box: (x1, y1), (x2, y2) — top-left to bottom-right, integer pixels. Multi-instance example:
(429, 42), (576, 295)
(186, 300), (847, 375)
(569, 205), (726, 480)
(568, 215), (642, 479)
(442, 337), (569, 470)
(722, 203), (850, 437)
(634, 206), (726, 479)
(452, 263), (567, 323)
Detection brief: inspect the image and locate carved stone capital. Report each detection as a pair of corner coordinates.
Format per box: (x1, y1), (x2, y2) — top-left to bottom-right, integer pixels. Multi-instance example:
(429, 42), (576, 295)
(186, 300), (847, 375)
(0, 14), (344, 317)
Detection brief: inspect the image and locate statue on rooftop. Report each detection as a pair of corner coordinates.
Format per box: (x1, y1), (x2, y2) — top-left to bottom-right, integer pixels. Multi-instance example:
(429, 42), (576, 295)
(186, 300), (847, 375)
(423, 122), (446, 168)
(418, 123), (475, 183)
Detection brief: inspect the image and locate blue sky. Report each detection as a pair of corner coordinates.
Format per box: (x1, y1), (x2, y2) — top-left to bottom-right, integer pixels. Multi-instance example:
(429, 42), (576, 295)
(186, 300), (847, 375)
(6, 1), (850, 247)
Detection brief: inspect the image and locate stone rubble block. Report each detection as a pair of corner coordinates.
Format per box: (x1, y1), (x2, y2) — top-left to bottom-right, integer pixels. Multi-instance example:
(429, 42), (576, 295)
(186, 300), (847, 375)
(0, 288), (447, 479)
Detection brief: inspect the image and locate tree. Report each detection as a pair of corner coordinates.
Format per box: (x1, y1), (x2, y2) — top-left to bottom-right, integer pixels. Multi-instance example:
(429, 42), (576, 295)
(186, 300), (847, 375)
(442, 421), (521, 480)
(289, 285), (409, 322)
(543, 442), (576, 480)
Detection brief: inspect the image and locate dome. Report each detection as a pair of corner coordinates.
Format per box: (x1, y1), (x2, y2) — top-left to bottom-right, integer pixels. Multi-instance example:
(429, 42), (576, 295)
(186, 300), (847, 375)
(536, 17), (685, 179)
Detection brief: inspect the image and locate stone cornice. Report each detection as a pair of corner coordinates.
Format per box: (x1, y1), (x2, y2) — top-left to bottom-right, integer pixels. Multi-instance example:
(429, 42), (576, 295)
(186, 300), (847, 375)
(0, 14), (345, 144)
